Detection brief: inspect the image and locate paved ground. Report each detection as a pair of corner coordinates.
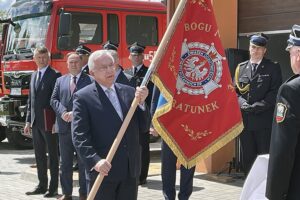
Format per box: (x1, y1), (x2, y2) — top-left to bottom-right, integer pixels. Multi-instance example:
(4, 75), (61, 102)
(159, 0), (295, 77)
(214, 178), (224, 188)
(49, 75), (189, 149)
(0, 139), (244, 200)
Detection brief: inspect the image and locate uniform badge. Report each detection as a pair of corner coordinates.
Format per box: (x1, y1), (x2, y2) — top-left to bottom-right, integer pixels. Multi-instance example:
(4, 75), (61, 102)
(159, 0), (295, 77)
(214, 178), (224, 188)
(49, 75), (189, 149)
(276, 103), (287, 123)
(176, 39), (224, 98)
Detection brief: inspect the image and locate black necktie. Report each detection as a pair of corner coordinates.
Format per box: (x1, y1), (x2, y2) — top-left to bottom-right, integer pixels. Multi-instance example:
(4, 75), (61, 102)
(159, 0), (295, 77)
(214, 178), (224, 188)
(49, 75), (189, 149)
(252, 63), (258, 74)
(36, 71), (41, 89)
(134, 67), (138, 75)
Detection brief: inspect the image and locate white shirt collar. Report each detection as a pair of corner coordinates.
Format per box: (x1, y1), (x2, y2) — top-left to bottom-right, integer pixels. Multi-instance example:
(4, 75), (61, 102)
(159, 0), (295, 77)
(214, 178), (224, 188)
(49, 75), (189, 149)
(37, 65), (48, 77)
(70, 72), (82, 80)
(100, 84), (116, 93)
(132, 64), (143, 72)
(250, 59), (262, 66)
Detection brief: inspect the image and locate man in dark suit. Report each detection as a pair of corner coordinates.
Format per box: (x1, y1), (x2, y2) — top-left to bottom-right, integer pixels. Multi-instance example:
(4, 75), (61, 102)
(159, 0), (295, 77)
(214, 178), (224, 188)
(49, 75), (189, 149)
(51, 53), (93, 200)
(76, 45), (91, 74)
(24, 46), (61, 197)
(73, 44), (92, 171)
(234, 33), (282, 174)
(124, 42), (153, 185)
(266, 24), (300, 200)
(72, 50), (150, 200)
(150, 86), (195, 200)
(102, 40), (130, 85)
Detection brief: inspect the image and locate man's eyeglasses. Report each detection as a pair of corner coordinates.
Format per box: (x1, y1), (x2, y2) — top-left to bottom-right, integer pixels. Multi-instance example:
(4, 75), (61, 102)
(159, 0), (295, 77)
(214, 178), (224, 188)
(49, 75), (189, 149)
(96, 64), (115, 72)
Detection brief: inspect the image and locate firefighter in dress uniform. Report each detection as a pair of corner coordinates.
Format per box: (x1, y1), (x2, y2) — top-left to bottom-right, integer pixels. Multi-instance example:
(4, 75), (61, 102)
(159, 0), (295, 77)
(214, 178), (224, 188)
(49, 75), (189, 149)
(76, 45), (91, 74)
(234, 33), (282, 174)
(124, 42), (153, 185)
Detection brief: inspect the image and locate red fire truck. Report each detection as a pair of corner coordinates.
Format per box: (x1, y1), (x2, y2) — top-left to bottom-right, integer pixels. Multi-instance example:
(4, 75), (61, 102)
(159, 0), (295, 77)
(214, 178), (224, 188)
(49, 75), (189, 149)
(0, 0), (166, 148)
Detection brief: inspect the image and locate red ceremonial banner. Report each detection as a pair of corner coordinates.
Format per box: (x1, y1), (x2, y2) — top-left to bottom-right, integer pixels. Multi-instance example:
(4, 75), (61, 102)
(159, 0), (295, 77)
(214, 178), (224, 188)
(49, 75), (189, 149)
(152, 0), (243, 168)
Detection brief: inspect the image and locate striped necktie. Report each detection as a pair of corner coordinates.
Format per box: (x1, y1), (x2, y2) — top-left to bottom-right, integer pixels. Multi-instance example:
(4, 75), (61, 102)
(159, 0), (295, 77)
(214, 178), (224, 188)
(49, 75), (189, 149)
(105, 88), (123, 120)
(70, 76), (77, 94)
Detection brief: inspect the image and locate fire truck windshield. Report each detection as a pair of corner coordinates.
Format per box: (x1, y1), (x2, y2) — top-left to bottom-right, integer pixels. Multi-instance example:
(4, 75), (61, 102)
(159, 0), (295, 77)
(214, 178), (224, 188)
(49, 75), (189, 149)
(5, 14), (50, 54)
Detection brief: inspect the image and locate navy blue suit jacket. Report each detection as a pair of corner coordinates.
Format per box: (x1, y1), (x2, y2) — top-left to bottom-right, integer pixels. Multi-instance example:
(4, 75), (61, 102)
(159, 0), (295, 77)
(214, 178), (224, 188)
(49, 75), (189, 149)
(72, 82), (150, 181)
(26, 66), (61, 130)
(50, 73), (93, 133)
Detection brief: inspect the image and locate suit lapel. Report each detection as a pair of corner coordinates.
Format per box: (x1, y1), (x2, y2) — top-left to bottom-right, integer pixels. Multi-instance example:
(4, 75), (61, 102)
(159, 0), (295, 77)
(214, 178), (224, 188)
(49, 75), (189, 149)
(36, 66), (52, 92)
(69, 73), (87, 102)
(95, 82), (123, 121)
(93, 82), (100, 102)
(254, 59), (265, 76)
(245, 61), (252, 80)
(135, 65), (147, 78)
(251, 59), (266, 79)
(65, 75), (72, 101)
(32, 71), (38, 94)
(76, 73), (88, 91)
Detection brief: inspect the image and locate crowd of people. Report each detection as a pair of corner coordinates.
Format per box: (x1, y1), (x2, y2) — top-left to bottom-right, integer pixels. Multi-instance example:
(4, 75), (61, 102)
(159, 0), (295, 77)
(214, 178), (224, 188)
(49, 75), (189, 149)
(22, 23), (300, 200)
(23, 40), (189, 200)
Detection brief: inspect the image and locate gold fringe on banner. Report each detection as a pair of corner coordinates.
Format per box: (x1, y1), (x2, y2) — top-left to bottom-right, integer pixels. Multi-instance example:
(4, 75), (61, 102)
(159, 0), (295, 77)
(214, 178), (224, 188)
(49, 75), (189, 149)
(151, 74), (244, 168)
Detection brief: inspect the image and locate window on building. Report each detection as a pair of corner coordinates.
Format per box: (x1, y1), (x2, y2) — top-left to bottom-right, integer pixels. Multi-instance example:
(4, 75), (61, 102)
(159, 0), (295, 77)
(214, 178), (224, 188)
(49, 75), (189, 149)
(107, 14), (119, 45)
(126, 15), (158, 46)
(68, 12), (102, 49)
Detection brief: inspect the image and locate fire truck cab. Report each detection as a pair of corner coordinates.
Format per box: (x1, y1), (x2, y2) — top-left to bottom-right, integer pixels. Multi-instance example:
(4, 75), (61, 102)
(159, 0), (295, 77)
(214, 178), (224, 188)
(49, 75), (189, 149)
(0, 0), (166, 148)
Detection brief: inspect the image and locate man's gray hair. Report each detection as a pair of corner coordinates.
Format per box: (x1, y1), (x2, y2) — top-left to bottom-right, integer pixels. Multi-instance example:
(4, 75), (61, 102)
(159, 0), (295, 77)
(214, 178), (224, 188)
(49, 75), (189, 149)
(88, 50), (115, 71)
(33, 45), (50, 57)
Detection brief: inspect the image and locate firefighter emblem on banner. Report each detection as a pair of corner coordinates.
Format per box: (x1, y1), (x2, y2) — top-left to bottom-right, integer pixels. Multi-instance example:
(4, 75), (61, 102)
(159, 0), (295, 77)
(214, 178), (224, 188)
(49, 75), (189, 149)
(151, 0), (243, 167)
(176, 39), (224, 98)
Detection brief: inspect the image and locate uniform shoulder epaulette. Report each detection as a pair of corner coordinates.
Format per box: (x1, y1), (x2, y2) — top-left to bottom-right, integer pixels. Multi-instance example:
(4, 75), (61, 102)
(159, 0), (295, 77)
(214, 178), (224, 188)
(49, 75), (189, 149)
(237, 60), (248, 70)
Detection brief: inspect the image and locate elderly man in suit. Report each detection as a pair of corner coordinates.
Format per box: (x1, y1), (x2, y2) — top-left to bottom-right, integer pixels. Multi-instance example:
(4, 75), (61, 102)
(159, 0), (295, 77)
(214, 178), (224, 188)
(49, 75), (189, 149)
(72, 50), (150, 200)
(51, 53), (93, 200)
(24, 46), (61, 197)
(266, 24), (300, 200)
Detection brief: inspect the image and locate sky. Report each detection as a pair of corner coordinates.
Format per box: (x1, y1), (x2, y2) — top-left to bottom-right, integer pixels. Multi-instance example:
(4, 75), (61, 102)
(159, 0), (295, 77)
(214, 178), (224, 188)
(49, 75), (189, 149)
(0, 0), (15, 12)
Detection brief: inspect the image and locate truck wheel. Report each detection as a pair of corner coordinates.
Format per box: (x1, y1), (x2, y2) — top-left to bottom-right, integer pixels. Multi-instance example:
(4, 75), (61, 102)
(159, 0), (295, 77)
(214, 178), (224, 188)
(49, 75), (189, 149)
(6, 128), (33, 149)
(0, 126), (6, 142)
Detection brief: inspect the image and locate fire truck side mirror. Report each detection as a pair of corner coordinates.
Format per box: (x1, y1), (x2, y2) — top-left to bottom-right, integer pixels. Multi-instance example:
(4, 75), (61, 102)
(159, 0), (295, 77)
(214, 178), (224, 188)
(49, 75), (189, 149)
(59, 12), (72, 36)
(13, 23), (21, 34)
(58, 12), (72, 50)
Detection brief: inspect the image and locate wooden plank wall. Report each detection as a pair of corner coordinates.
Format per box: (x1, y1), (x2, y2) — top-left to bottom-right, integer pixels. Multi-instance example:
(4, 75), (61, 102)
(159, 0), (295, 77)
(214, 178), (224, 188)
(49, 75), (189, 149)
(239, 0), (300, 33)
